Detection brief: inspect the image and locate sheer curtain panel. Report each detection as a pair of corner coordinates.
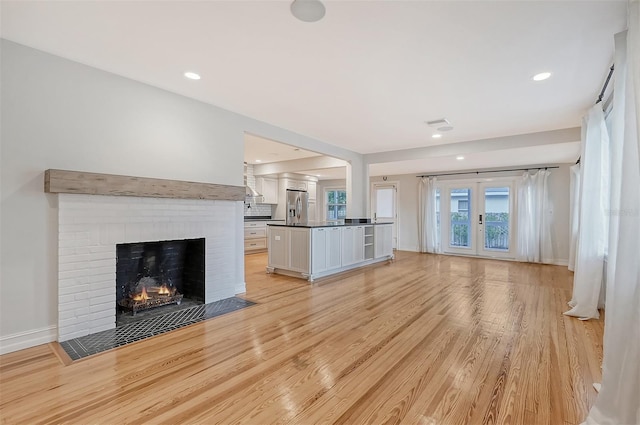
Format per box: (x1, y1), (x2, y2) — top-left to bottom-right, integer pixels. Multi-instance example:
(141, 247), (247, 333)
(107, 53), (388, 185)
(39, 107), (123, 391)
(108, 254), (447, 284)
(584, 14), (640, 425)
(516, 169), (552, 263)
(565, 104), (610, 320)
(568, 164), (581, 271)
(418, 177), (439, 253)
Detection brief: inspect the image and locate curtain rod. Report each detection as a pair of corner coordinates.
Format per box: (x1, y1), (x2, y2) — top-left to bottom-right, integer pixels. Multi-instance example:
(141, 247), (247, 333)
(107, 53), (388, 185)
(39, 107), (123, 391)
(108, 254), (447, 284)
(416, 166), (559, 178)
(577, 64), (615, 166)
(596, 65), (615, 104)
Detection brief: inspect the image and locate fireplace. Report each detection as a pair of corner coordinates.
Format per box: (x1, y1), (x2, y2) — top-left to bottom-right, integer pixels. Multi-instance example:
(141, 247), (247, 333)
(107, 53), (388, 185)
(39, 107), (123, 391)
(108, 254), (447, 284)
(56, 192), (245, 342)
(116, 238), (205, 321)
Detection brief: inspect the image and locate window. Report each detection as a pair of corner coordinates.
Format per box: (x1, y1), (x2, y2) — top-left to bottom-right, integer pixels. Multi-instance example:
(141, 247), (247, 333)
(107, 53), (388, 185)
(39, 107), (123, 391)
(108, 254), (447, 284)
(326, 189), (347, 220)
(458, 200), (469, 212)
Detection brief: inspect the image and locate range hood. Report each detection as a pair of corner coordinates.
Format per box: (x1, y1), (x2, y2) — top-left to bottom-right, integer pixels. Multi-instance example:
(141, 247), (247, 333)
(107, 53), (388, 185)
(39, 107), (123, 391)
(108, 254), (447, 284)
(245, 185), (264, 202)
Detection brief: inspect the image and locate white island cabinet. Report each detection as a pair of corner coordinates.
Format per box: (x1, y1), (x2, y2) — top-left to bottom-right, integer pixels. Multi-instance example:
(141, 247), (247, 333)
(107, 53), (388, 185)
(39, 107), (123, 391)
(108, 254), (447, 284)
(267, 223), (393, 281)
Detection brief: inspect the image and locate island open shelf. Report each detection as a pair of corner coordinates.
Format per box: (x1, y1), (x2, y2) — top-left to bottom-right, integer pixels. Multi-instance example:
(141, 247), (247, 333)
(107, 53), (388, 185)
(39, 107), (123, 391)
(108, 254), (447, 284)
(266, 222), (394, 281)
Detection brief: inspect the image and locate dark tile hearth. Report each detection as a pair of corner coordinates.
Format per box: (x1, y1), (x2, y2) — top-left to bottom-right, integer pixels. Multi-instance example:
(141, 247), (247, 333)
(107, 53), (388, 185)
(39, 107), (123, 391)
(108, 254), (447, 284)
(60, 297), (256, 361)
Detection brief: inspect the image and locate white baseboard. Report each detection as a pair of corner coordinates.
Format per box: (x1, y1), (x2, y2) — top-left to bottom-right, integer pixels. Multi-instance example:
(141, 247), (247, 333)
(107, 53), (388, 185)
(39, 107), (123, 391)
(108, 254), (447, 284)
(545, 259), (569, 266)
(0, 325), (57, 355)
(235, 282), (247, 295)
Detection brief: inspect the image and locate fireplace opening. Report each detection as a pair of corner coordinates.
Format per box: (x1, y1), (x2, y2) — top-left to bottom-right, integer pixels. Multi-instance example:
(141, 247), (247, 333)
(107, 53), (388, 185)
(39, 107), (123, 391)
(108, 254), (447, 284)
(116, 238), (205, 326)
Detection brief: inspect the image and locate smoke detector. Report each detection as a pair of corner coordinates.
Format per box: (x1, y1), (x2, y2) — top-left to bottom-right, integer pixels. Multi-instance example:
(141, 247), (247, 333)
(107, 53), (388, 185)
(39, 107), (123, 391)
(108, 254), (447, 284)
(426, 118), (454, 132)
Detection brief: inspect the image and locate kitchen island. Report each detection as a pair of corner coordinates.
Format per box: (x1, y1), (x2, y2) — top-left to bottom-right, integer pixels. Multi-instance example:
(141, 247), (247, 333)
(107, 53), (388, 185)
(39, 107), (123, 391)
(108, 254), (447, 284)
(266, 221), (393, 281)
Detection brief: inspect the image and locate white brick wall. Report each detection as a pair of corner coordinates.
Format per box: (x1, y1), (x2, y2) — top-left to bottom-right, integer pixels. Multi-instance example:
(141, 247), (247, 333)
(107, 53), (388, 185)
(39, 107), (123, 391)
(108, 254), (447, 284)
(57, 194), (245, 342)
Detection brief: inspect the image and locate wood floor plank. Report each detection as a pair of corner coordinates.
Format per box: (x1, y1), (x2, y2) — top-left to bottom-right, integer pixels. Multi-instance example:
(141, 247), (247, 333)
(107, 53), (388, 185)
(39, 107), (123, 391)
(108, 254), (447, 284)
(0, 252), (603, 424)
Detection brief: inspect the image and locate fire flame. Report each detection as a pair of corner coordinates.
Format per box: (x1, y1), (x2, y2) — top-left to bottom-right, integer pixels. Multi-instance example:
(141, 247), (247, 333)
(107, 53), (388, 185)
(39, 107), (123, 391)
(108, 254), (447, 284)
(158, 285), (171, 295)
(131, 287), (149, 301)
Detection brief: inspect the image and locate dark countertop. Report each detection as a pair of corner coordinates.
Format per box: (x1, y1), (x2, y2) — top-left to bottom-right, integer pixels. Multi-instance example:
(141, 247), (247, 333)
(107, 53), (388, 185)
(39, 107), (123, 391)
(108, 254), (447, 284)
(267, 221), (393, 228)
(244, 217), (285, 222)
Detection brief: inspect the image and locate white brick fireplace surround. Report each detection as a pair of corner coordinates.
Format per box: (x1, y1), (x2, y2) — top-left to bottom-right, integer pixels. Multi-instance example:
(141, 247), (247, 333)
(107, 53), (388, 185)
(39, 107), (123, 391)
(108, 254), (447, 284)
(58, 194), (244, 342)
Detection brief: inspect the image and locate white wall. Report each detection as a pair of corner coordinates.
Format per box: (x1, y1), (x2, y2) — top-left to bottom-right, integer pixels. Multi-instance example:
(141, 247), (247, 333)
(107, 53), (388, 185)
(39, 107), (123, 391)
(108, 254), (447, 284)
(0, 40), (364, 352)
(370, 165), (572, 264)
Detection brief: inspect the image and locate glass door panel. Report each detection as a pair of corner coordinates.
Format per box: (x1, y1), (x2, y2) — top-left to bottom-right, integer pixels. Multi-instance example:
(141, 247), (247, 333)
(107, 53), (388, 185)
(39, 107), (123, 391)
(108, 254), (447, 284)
(446, 187), (474, 254)
(479, 184), (513, 258)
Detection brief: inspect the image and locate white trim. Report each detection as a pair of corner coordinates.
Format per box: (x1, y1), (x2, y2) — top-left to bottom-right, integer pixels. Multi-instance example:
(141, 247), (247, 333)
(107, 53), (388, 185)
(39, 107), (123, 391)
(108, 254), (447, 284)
(0, 325), (57, 355)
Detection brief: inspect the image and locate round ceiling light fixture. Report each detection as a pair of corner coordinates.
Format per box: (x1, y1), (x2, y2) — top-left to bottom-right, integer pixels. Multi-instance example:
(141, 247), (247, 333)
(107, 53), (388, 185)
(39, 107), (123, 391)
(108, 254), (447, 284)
(290, 0), (326, 22)
(532, 72), (551, 81)
(432, 134), (442, 139)
(184, 72), (201, 80)
(456, 156), (465, 160)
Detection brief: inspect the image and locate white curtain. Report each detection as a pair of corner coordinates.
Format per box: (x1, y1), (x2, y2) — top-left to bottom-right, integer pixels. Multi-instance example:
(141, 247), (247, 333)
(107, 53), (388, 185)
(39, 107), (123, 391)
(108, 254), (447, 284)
(565, 104), (610, 320)
(584, 13), (640, 425)
(568, 164), (581, 271)
(516, 169), (552, 263)
(418, 177), (439, 253)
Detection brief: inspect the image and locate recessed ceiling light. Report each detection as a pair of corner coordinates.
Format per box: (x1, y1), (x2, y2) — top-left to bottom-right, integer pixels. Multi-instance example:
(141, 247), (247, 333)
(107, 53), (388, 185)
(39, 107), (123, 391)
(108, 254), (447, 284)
(456, 156), (465, 160)
(184, 72), (201, 80)
(290, 0), (326, 22)
(432, 134), (442, 139)
(255, 159), (262, 163)
(532, 72), (551, 81)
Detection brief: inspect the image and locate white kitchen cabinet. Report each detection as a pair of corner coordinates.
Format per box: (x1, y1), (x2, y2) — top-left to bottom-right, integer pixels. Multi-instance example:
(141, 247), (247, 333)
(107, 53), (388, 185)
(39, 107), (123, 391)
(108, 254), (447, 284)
(307, 181), (317, 201)
(267, 224), (392, 281)
(308, 201), (316, 222)
(326, 227), (342, 269)
(375, 224), (393, 258)
(244, 221), (267, 253)
(341, 226), (364, 266)
(256, 177), (278, 204)
(312, 226), (342, 274)
(284, 179), (307, 191)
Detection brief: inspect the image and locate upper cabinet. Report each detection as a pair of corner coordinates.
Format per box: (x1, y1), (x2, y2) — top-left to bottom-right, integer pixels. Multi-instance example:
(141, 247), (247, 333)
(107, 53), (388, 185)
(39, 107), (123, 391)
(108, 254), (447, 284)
(307, 181), (316, 201)
(256, 177), (278, 204)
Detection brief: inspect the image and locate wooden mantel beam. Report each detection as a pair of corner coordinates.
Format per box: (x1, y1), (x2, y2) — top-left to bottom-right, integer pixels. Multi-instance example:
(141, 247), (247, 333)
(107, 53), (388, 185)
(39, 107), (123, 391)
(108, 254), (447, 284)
(44, 169), (245, 202)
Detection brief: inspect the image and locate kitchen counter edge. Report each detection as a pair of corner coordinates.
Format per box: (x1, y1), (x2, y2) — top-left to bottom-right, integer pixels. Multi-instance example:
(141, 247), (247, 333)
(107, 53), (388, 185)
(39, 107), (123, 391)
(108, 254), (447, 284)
(267, 222), (393, 228)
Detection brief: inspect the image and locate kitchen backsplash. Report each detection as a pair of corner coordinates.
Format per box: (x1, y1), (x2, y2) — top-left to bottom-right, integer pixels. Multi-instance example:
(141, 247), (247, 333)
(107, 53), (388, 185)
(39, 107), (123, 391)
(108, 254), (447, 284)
(244, 203), (273, 217)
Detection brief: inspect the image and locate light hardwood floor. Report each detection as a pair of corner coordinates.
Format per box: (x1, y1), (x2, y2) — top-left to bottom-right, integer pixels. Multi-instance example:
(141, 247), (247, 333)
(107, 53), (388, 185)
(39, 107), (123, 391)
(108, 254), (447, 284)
(0, 251), (603, 424)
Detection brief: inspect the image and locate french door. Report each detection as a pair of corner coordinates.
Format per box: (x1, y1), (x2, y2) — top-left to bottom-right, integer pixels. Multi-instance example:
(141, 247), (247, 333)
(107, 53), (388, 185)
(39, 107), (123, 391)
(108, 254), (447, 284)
(440, 181), (515, 258)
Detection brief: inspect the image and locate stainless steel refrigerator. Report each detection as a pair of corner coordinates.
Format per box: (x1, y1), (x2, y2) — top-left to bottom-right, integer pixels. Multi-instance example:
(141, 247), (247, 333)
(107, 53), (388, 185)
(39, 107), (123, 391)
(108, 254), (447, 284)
(286, 189), (309, 225)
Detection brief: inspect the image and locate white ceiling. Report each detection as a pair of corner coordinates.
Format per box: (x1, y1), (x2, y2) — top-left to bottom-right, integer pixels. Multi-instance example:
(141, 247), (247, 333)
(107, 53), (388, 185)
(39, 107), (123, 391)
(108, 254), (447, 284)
(1, 1), (627, 171)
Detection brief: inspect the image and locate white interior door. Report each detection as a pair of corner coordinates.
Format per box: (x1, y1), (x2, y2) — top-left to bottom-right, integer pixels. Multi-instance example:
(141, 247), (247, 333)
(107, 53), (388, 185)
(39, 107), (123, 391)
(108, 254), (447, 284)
(440, 180), (515, 258)
(371, 182), (397, 249)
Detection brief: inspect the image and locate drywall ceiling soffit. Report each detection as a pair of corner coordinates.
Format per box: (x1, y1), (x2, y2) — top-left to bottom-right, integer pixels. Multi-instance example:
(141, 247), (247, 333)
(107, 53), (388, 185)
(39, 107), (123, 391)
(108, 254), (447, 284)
(369, 142), (581, 177)
(1, 1), (627, 154)
(244, 133), (321, 164)
(364, 127), (581, 164)
(253, 156), (347, 176)
(296, 167), (346, 181)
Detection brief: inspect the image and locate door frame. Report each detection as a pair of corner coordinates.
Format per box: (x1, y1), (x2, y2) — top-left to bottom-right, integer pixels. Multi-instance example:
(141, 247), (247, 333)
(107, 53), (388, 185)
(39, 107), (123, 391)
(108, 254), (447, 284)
(436, 177), (517, 259)
(370, 181), (399, 249)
